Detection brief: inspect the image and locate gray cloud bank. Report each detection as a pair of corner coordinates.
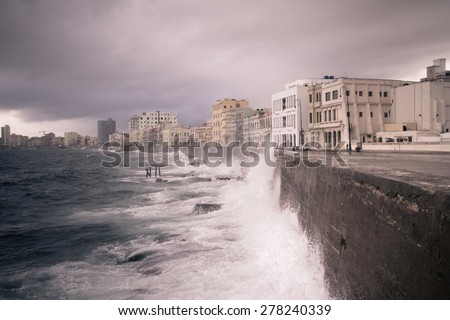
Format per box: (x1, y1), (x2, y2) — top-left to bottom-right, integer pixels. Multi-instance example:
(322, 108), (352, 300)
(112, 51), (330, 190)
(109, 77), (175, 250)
(1, 0), (449, 130)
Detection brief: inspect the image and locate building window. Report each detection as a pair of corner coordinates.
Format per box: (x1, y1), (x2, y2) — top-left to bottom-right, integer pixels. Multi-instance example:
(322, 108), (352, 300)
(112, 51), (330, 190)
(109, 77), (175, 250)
(333, 109), (336, 120)
(384, 112), (388, 118)
(359, 91), (363, 96)
(324, 111), (327, 122)
(309, 94), (312, 103)
(283, 116), (286, 127)
(332, 90), (338, 99)
(383, 91), (388, 97)
(309, 113), (313, 123)
(346, 90), (350, 96)
(359, 112), (363, 117)
(368, 91), (373, 97)
(380, 92), (382, 97)
(328, 110), (331, 121)
(282, 98), (286, 110)
(370, 112), (373, 117)
(325, 92), (331, 101)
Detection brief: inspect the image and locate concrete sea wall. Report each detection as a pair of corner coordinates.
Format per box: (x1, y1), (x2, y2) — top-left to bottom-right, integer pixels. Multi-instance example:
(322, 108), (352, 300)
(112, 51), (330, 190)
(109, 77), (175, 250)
(278, 158), (450, 299)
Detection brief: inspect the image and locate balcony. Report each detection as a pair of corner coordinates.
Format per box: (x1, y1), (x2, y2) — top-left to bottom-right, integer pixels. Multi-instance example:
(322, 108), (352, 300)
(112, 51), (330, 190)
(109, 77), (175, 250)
(308, 120), (343, 130)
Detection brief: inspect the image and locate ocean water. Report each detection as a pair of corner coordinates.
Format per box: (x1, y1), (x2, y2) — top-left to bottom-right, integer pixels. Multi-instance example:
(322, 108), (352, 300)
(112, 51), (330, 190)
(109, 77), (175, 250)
(0, 148), (328, 299)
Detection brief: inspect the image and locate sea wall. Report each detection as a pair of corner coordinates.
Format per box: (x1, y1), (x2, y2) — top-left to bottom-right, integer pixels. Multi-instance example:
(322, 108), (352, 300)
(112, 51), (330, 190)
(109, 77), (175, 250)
(278, 158), (450, 299)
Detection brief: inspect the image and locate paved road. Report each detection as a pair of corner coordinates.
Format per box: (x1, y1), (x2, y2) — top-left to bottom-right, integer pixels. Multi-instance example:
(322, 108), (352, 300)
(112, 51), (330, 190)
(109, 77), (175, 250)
(283, 150), (450, 193)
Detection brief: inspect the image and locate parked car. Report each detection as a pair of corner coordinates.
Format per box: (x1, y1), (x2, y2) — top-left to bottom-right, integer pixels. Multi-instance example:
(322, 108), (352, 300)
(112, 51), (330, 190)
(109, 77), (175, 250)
(292, 145), (316, 151)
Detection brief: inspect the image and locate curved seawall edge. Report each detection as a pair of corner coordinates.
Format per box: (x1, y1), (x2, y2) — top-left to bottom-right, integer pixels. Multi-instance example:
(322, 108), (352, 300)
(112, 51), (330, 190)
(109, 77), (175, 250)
(278, 158), (450, 299)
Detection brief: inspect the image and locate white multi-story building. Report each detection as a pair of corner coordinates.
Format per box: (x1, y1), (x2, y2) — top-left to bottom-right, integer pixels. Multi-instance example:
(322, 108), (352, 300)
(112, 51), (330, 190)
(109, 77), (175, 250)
(307, 77), (410, 148)
(129, 111), (179, 144)
(272, 79), (322, 148)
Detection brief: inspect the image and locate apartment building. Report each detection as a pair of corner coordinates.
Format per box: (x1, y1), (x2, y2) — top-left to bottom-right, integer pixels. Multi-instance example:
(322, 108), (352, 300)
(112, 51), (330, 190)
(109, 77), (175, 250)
(211, 98), (249, 145)
(190, 120), (213, 146)
(161, 125), (193, 147)
(129, 111), (179, 144)
(242, 108), (272, 145)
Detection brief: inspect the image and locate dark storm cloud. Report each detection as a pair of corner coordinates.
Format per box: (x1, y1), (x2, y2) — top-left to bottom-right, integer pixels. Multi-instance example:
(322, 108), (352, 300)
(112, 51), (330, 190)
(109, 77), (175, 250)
(1, 0), (450, 129)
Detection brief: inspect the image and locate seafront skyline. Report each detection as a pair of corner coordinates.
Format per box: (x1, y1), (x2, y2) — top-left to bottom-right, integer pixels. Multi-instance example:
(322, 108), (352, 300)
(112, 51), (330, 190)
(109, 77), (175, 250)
(1, 0), (450, 137)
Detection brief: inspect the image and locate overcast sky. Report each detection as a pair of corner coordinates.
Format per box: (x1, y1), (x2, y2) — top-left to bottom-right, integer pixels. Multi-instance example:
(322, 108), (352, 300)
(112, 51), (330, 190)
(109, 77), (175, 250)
(1, 0), (450, 137)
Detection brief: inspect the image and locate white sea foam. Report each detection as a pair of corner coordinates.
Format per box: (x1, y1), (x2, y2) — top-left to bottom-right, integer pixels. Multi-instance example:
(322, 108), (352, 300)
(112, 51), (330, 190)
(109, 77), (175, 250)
(15, 156), (328, 299)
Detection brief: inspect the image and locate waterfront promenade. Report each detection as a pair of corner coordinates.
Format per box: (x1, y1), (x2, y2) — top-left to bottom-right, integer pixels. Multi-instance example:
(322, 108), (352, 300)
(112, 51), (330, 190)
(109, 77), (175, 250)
(285, 150), (450, 193)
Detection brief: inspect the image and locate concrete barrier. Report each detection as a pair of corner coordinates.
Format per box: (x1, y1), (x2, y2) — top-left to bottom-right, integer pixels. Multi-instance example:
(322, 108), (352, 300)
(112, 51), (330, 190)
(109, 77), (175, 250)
(278, 159), (450, 299)
(362, 143), (450, 152)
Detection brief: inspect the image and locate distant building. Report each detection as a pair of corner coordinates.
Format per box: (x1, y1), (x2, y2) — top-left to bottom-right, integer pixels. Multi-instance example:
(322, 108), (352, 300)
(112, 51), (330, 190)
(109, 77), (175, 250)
(52, 136), (65, 148)
(421, 58), (450, 82)
(190, 120), (213, 146)
(1, 125), (11, 147)
(97, 118), (116, 146)
(41, 132), (55, 147)
(129, 111), (179, 144)
(243, 108), (272, 145)
(10, 134), (29, 148)
(64, 132), (79, 147)
(108, 132), (129, 147)
(161, 125), (193, 147)
(211, 98), (250, 145)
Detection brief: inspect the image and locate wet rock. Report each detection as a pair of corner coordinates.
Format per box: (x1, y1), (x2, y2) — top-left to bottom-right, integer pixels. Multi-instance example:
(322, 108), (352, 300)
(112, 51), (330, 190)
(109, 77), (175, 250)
(193, 203), (223, 215)
(215, 175), (243, 181)
(124, 250), (158, 263)
(188, 159), (202, 166)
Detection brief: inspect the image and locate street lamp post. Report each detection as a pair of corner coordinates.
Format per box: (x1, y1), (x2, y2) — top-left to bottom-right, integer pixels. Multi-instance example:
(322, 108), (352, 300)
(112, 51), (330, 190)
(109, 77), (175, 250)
(297, 98), (304, 146)
(341, 86), (352, 151)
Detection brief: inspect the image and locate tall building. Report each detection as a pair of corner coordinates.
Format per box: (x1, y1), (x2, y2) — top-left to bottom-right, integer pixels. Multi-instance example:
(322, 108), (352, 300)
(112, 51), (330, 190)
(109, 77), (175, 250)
(211, 98), (250, 145)
(1, 124), (11, 147)
(97, 118), (116, 146)
(128, 111), (178, 144)
(272, 79), (322, 148)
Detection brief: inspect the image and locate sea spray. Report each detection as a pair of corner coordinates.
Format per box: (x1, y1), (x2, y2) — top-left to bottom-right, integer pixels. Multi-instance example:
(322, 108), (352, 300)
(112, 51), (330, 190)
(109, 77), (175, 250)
(0, 149), (328, 299)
